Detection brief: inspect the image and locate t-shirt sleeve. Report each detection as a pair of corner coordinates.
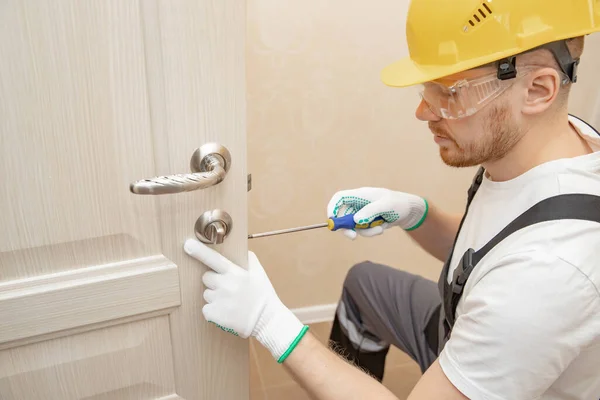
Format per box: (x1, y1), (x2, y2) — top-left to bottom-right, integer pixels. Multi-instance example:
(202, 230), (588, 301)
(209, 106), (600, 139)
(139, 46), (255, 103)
(438, 251), (600, 400)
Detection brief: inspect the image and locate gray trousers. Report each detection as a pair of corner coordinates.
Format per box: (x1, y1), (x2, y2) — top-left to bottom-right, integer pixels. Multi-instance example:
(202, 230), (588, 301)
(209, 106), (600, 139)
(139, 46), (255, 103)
(329, 261), (442, 374)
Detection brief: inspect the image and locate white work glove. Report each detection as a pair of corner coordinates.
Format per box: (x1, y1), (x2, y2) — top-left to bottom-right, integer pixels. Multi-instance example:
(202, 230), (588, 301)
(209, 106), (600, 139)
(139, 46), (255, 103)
(327, 188), (428, 240)
(184, 239), (307, 363)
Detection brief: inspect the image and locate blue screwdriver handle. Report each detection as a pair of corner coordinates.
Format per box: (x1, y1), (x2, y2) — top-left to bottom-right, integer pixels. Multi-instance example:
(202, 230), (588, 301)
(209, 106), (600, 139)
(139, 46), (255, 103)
(327, 214), (385, 231)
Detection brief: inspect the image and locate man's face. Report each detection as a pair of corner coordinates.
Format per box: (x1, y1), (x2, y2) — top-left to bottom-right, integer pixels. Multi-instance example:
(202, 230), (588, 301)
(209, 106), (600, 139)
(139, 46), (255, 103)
(416, 68), (524, 168)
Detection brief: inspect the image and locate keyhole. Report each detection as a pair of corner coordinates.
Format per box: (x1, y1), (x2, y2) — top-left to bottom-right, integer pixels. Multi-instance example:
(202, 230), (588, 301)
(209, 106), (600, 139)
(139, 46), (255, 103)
(194, 210), (233, 244)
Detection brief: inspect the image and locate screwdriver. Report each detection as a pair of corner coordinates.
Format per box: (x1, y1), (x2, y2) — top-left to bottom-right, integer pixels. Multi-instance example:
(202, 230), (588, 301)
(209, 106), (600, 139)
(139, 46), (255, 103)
(248, 214), (385, 239)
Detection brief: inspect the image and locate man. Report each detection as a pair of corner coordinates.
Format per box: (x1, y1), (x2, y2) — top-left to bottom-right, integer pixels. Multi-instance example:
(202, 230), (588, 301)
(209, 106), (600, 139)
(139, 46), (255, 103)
(184, 0), (600, 399)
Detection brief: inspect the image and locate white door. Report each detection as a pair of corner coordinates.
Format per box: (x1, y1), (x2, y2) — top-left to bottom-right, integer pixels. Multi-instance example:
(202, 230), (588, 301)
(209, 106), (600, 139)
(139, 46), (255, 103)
(0, 0), (248, 399)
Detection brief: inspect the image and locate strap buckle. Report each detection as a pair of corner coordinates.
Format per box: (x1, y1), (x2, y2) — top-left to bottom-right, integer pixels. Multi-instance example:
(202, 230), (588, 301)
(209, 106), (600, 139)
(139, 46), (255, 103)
(571, 58), (580, 83)
(466, 167), (484, 204)
(497, 57), (517, 80)
(452, 248), (475, 294)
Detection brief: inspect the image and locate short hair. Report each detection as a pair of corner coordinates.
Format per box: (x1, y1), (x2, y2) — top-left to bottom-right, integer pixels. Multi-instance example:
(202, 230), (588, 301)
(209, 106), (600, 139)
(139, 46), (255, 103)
(567, 36), (585, 59)
(511, 36), (585, 105)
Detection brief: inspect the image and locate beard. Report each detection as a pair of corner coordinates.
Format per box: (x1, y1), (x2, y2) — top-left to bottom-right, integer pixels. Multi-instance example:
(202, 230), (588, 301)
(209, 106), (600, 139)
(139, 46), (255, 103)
(429, 104), (523, 168)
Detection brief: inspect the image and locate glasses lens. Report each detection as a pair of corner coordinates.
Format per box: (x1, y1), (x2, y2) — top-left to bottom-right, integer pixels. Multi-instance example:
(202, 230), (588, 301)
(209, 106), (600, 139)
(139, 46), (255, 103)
(419, 72), (516, 119)
(420, 82), (464, 119)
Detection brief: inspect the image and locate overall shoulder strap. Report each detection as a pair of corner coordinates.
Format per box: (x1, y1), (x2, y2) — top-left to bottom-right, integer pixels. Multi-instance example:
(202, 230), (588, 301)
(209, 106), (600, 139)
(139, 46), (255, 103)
(436, 166), (486, 346)
(467, 166), (485, 207)
(437, 167), (485, 296)
(470, 194), (600, 267)
(568, 113), (600, 136)
(447, 193), (600, 328)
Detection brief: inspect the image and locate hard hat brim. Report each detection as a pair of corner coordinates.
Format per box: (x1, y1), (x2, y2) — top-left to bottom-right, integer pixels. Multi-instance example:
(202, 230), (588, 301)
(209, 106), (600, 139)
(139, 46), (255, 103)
(380, 55), (488, 88)
(381, 30), (600, 88)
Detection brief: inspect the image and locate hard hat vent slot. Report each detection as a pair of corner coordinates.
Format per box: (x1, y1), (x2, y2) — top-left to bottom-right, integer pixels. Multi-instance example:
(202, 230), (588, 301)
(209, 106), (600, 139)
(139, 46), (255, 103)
(466, 2), (493, 31)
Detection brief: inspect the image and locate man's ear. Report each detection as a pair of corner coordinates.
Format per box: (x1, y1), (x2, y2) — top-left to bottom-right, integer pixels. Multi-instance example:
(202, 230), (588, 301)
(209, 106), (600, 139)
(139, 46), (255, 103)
(521, 68), (563, 115)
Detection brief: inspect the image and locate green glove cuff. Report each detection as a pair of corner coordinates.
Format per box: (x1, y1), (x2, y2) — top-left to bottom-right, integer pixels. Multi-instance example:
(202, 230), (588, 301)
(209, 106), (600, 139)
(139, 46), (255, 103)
(404, 198), (429, 231)
(277, 325), (310, 364)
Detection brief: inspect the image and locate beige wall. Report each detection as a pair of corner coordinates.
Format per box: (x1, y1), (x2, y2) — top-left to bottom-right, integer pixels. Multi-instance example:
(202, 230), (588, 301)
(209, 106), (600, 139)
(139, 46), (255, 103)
(247, 0), (600, 309)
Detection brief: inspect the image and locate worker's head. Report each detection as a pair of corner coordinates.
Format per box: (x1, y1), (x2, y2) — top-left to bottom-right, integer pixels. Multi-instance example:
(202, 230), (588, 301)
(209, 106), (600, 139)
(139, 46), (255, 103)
(415, 37), (585, 167)
(381, 0), (599, 168)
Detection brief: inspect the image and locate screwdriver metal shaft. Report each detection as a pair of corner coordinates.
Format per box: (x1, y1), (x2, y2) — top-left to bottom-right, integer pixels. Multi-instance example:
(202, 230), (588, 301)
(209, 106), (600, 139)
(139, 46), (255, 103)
(248, 223), (328, 239)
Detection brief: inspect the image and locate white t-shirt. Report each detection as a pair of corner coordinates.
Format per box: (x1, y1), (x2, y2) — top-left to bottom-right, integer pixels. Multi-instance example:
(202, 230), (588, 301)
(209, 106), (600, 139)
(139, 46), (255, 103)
(439, 115), (600, 400)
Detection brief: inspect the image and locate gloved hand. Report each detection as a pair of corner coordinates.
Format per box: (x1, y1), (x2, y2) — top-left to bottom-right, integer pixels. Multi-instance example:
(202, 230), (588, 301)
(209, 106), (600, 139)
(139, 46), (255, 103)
(327, 188), (428, 240)
(184, 239), (308, 363)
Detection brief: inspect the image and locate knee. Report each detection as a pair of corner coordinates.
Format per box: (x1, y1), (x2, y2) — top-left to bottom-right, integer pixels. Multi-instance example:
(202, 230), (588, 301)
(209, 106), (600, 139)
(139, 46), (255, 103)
(343, 261), (376, 291)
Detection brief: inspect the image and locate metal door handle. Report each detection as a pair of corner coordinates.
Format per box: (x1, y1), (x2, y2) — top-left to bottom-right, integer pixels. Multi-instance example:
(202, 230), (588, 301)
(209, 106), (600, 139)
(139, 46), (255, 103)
(130, 143), (231, 195)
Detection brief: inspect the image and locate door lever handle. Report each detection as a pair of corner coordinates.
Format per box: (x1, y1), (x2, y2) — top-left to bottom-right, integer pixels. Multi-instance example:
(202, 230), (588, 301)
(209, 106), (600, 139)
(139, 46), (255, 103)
(130, 143), (231, 195)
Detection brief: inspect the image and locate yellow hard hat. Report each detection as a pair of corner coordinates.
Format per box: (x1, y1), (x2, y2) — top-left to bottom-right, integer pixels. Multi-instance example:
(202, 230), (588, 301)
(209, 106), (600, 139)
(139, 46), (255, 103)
(382, 0), (600, 87)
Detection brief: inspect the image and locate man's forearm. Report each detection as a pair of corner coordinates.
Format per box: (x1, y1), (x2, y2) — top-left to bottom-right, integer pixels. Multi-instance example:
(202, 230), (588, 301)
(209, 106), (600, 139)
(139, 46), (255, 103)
(282, 333), (398, 400)
(406, 202), (462, 262)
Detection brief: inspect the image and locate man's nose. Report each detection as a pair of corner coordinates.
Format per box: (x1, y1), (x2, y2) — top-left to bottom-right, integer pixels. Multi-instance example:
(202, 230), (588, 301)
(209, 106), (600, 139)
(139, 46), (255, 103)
(415, 99), (441, 122)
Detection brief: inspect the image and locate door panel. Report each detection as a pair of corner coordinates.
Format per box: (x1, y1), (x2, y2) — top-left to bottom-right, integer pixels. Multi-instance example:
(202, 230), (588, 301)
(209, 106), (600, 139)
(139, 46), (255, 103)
(0, 0), (160, 258)
(0, 241), (180, 345)
(0, 316), (178, 400)
(0, 0), (248, 398)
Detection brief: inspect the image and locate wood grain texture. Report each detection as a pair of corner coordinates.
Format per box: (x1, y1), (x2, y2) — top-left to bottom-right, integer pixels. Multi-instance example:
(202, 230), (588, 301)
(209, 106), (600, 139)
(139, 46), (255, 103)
(0, 253), (180, 345)
(0, 234), (150, 283)
(0, 316), (178, 400)
(0, 308), (176, 352)
(141, 0), (249, 398)
(0, 0), (248, 398)
(0, 0), (161, 260)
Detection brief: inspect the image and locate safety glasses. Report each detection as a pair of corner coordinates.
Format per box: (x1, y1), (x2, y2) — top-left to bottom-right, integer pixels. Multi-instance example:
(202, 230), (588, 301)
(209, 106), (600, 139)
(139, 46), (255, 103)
(419, 67), (535, 120)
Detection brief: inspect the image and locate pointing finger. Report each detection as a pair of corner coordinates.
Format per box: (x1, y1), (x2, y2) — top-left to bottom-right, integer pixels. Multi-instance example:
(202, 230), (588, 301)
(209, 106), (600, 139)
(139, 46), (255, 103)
(184, 238), (235, 274)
